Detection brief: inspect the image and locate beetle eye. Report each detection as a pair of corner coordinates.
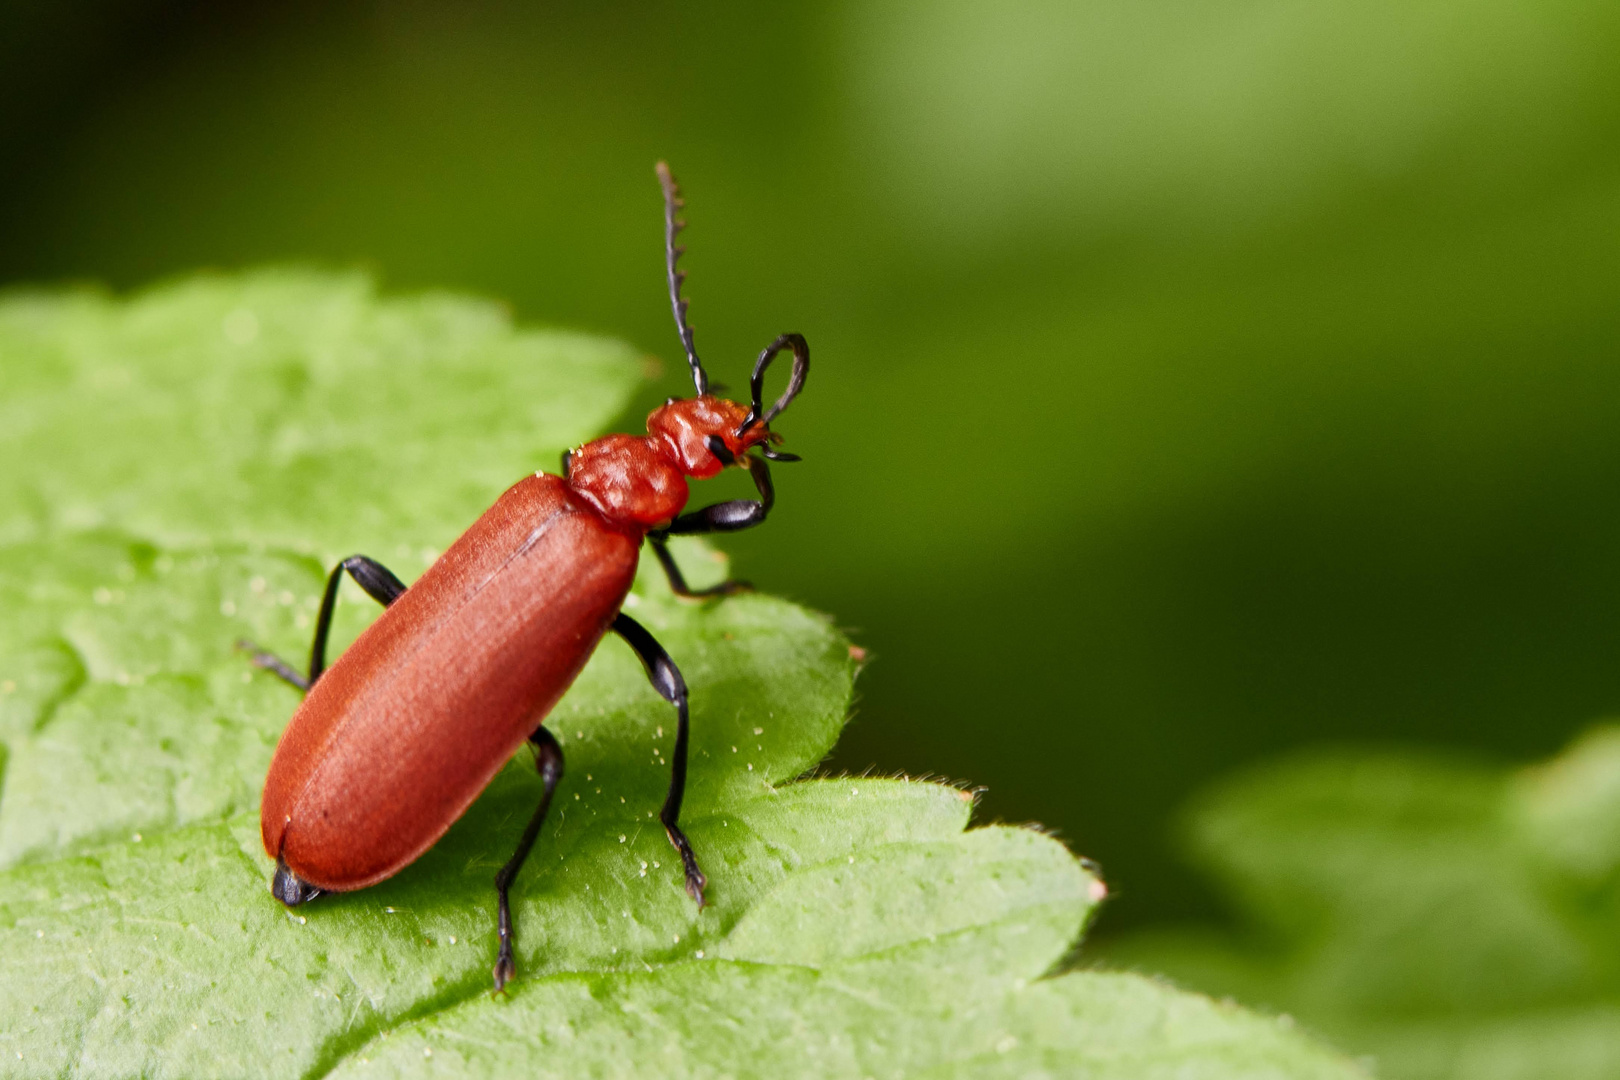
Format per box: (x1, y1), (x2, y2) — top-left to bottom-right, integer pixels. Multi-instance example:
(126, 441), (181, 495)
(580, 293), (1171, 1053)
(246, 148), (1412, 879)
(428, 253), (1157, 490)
(703, 434), (736, 466)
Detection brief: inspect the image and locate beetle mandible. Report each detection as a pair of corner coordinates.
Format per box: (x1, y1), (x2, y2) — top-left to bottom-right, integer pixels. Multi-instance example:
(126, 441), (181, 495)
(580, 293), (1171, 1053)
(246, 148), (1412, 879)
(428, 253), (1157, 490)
(241, 162), (808, 991)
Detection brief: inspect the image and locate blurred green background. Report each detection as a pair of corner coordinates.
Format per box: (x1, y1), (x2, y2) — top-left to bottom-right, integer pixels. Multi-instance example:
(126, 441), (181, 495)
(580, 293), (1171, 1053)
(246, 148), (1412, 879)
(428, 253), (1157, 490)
(3, 0), (1620, 938)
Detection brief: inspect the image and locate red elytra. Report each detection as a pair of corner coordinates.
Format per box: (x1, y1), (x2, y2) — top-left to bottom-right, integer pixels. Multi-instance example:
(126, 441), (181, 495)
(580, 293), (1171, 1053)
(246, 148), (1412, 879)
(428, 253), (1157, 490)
(245, 164), (809, 991)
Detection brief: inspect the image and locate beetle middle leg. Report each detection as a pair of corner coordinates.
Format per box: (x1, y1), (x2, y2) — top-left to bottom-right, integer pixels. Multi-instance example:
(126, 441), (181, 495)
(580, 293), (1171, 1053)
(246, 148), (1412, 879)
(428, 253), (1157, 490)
(238, 554), (407, 691)
(492, 726), (564, 992)
(612, 611), (707, 906)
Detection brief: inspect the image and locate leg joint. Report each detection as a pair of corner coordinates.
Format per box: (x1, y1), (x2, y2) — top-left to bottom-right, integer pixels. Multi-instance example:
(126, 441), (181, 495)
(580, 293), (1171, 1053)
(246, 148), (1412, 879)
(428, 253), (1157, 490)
(341, 555), (408, 606)
(651, 658), (687, 707)
(533, 736), (565, 787)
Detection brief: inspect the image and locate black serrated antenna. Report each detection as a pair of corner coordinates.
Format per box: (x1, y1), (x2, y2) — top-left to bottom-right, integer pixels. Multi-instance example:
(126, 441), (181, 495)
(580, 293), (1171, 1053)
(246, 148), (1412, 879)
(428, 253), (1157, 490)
(656, 161), (709, 396)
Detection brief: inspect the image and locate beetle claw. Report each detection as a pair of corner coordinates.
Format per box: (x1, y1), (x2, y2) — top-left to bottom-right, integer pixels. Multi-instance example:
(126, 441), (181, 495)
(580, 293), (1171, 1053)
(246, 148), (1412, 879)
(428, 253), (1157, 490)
(681, 854), (708, 909)
(492, 950), (516, 993)
(661, 821), (708, 908)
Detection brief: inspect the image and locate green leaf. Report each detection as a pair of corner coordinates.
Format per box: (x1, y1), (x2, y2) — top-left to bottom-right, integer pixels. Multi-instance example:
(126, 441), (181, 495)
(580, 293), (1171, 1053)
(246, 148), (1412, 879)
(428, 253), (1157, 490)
(1096, 730), (1620, 1080)
(0, 269), (642, 565)
(0, 271), (1364, 1078)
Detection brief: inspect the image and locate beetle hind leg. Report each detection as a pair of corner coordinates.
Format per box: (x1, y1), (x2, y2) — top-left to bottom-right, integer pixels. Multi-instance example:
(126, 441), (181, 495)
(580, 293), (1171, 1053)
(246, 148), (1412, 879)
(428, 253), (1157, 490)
(237, 554), (407, 693)
(492, 726), (565, 993)
(271, 858), (324, 906)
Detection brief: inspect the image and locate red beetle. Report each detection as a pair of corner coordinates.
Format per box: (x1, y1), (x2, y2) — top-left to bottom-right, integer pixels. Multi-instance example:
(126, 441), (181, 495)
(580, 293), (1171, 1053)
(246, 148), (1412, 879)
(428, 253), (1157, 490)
(242, 163), (808, 990)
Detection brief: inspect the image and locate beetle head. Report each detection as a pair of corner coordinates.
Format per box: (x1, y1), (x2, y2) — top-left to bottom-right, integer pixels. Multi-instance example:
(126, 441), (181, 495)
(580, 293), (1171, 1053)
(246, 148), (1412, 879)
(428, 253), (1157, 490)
(648, 394), (796, 480)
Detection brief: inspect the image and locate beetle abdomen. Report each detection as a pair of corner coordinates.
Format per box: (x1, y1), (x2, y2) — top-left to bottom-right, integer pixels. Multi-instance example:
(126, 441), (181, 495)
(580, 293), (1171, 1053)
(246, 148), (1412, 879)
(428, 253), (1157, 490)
(261, 473), (638, 892)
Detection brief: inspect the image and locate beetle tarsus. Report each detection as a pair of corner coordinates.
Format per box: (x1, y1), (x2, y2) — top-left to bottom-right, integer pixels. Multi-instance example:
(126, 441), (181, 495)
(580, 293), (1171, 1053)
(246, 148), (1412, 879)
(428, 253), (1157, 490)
(238, 640), (311, 692)
(695, 580), (753, 598)
(664, 822), (708, 907)
(649, 538), (754, 599)
(492, 953), (516, 994)
(492, 901), (517, 992)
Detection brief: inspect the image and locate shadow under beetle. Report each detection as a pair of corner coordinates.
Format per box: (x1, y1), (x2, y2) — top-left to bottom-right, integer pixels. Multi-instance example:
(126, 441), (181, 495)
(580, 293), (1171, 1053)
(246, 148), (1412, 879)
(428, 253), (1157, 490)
(242, 162), (809, 990)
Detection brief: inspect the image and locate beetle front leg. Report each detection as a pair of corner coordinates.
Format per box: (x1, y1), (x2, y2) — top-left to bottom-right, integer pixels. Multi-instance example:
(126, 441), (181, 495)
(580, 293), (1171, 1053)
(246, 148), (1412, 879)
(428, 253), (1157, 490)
(648, 454), (775, 599)
(492, 726), (565, 992)
(612, 612), (707, 906)
(238, 554), (407, 692)
(647, 538), (752, 599)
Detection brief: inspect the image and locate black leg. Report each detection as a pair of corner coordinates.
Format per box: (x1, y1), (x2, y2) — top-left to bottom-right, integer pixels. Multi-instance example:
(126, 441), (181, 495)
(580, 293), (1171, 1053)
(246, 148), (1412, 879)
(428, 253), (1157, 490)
(662, 453), (774, 537)
(492, 726), (565, 992)
(307, 556), (407, 683)
(239, 644), (311, 692)
(238, 554), (406, 692)
(648, 455), (774, 598)
(612, 612), (707, 906)
(649, 538), (752, 599)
